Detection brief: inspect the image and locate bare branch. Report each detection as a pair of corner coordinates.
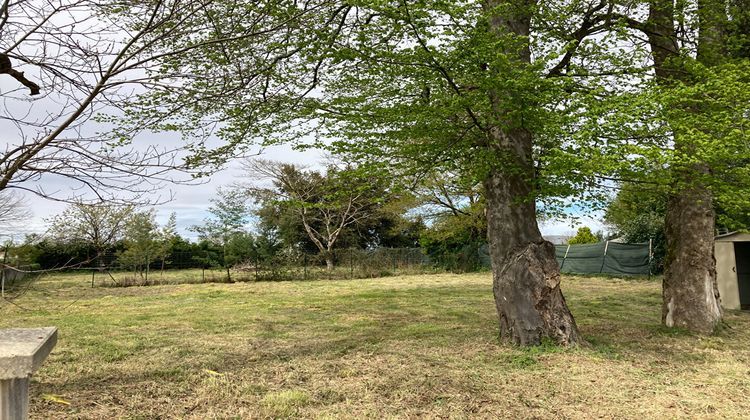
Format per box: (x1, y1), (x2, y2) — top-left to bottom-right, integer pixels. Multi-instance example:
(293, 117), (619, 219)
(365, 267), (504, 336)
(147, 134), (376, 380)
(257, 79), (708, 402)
(0, 53), (40, 94)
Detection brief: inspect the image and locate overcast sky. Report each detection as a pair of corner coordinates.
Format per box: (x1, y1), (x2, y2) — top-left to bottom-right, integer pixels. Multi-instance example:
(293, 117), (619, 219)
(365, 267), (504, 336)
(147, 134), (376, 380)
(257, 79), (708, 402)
(8, 143), (329, 241)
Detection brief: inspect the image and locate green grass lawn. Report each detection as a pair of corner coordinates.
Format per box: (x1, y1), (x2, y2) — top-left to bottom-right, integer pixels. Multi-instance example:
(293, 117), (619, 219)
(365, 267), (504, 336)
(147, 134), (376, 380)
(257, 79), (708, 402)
(2, 272), (749, 419)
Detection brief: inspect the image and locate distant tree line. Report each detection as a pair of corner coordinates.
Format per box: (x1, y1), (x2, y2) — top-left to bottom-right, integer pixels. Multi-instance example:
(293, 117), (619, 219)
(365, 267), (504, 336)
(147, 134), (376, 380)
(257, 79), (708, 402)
(2, 164), (492, 273)
(7, 171), (749, 279)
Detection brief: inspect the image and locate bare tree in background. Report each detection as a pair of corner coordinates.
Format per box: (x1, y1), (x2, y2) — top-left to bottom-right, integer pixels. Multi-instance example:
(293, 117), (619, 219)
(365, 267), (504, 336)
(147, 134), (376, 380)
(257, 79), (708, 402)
(0, 0), (311, 204)
(0, 190), (30, 228)
(414, 172), (482, 219)
(47, 202), (133, 262)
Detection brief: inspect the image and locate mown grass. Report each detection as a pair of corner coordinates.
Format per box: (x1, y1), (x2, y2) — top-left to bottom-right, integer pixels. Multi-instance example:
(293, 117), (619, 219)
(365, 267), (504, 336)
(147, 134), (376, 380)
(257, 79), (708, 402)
(1, 271), (749, 419)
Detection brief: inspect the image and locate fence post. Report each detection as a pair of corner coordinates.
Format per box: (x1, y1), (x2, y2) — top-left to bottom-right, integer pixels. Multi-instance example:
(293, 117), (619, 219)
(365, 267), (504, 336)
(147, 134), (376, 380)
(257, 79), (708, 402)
(202, 251), (207, 283)
(648, 238), (653, 280)
(145, 251), (150, 283)
(599, 241), (610, 274)
(350, 249), (354, 279)
(1, 244), (7, 299)
(304, 254), (308, 281)
(255, 257), (259, 282)
(560, 244), (571, 271)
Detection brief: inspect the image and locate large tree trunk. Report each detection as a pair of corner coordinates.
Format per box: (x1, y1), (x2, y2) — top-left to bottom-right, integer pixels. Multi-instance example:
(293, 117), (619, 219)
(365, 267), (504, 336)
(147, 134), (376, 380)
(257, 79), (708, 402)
(483, 130), (582, 346)
(642, 0), (726, 333)
(481, 0), (581, 346)
(662, 179), (722, 332)
(659, 143), (722, 335)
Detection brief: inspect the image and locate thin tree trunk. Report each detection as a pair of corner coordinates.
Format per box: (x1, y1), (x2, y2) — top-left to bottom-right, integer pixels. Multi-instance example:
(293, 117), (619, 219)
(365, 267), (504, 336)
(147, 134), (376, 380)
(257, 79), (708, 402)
(325, 253), (334, 272)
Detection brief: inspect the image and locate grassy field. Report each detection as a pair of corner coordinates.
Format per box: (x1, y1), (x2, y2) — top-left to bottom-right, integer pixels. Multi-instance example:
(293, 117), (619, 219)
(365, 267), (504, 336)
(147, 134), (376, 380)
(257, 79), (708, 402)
(1, 272), (749, 419)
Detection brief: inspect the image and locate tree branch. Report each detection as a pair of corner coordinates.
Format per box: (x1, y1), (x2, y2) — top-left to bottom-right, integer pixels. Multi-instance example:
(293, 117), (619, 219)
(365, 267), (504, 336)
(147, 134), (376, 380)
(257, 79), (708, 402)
(0, 53), (40, 95)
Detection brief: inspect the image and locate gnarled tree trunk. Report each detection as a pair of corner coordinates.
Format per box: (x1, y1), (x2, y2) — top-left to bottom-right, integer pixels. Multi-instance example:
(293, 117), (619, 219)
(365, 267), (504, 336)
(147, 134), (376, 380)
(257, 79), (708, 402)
(483, 129), (582, 346)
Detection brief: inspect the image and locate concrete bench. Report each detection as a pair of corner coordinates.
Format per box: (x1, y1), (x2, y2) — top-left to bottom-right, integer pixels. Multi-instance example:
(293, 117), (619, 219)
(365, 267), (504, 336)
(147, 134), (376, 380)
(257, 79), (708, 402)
(0, 328), (58, 420)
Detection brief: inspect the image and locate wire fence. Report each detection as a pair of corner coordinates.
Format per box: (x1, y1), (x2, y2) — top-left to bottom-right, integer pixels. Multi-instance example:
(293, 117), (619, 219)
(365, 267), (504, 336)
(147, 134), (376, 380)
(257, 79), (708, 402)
(0, 240), (653, 294)
(0, 264), (35, 300)
(7, 248), (436, 288)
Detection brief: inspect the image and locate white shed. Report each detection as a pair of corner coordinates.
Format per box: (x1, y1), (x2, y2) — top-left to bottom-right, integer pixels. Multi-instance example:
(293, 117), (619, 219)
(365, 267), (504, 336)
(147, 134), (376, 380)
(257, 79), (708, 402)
(715, 232), (750, 310)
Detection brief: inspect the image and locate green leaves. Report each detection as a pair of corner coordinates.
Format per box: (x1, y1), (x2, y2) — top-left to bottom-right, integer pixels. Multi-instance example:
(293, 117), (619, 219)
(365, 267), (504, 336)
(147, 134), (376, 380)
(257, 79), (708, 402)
(109, 1), (749, 228)
(191, 187), (251, 245)
(567, 227), (599, 244)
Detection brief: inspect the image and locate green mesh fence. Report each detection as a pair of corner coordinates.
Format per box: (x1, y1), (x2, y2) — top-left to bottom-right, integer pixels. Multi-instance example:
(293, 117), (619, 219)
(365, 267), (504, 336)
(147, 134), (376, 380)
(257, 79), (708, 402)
(555, 241), (651, 276)
(478, 241), (651, 276)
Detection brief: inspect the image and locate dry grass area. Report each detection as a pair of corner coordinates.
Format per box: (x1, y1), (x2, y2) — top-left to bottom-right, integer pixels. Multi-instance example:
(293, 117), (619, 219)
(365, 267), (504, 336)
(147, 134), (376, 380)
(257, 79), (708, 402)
(1, 272), (749, 419)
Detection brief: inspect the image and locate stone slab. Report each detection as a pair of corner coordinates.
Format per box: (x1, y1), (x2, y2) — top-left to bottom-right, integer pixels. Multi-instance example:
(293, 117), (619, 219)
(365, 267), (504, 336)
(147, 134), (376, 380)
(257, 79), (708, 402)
(0, 328), (57, 380)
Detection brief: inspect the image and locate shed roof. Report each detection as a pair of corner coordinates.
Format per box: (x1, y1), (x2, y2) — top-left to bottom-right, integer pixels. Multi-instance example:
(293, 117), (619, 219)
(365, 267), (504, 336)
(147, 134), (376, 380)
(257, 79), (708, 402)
(715, 231), (750, 242)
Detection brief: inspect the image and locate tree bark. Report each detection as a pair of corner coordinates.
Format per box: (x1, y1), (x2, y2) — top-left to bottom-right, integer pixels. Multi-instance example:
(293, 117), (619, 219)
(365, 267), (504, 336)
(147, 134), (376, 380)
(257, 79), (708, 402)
(642, 0), (725, 333)
(325, 253), (335, 272)
(482, 0), (582, 346)
(663, 181), (722, 332)
(483, 129), (582, 346)
(0, 53), (40, 95)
